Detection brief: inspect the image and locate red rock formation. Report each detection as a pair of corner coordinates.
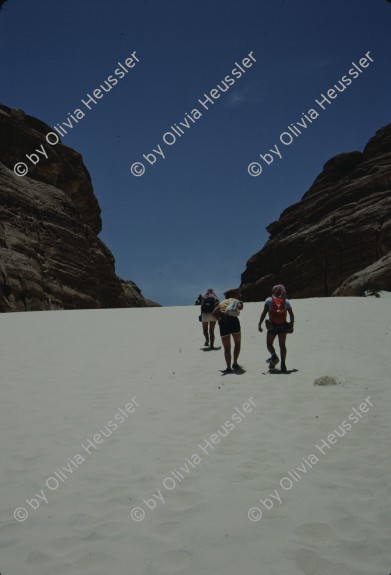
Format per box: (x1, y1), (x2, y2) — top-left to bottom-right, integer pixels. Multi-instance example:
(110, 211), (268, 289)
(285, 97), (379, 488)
(0, 104), (158, 311)
(239, 124), (391, 300)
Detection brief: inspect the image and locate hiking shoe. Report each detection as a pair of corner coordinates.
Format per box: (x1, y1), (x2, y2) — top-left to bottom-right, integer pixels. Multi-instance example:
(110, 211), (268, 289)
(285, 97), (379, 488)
(232, 363), (242, 370)
(267, 354), (279, 369)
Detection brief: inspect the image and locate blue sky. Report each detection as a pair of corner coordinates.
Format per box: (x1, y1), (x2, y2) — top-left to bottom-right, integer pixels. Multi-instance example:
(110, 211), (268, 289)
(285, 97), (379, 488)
(1, 0), (389, 305)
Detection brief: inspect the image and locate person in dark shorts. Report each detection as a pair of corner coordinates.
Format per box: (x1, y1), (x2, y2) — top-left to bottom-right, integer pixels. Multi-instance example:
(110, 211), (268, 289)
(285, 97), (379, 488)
(212, 292), (243, 373)
(258, 284), (294, 373)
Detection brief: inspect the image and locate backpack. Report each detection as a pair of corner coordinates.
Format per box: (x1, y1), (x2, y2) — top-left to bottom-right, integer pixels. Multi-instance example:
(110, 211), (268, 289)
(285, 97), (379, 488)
(269, 296), (287, 324)
(201, 295), (217, 313)
(225, 299), (241, 317)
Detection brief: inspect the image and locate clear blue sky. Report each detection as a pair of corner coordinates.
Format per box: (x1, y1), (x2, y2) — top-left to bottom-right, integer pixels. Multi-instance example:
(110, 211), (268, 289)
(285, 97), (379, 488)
(1, 0), (389, 305)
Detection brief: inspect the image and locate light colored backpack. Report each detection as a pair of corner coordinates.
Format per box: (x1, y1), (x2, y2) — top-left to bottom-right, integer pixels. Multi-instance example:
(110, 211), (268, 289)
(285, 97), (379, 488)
(225, 299), (241, 317)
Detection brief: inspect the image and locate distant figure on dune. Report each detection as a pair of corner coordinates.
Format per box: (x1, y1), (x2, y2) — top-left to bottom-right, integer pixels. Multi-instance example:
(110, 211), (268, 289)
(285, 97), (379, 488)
(195, 288), (219, 348)
(258, 284), (294, 373)
(212, 291), (243, 373)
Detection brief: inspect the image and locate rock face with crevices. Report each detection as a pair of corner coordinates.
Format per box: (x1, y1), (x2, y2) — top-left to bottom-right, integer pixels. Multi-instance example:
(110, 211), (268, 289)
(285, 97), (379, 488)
(238, 124), (391, 300)
(0, 104), (158, 311)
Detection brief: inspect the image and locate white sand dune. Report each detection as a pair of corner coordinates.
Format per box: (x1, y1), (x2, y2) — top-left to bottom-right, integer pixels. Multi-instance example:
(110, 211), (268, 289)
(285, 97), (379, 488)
(1, 297), (390, 575)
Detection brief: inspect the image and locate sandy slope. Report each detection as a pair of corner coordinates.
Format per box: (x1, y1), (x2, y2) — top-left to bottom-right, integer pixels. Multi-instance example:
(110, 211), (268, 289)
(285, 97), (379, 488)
(0, 298), (390, 575)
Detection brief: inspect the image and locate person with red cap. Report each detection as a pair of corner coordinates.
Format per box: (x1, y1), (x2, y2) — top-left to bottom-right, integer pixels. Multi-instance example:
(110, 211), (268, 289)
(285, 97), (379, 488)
(257, 284), (294, 372)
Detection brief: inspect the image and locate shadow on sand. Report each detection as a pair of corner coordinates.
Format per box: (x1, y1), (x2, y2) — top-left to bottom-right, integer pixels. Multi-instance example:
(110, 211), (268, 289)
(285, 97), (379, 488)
(201, 346), (222, 351)
(219, 367), (247, 376)
(264, 368), (299, 375)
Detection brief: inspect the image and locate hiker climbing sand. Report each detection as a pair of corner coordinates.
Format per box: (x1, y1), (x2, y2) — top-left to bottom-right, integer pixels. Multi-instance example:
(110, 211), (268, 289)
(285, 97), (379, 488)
(258, 284), (294, 373)
(196, 288), (219, 348)
(212, 291), (243, 373)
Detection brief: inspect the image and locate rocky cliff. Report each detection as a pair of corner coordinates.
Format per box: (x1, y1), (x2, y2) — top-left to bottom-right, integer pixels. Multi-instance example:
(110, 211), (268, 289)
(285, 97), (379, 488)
(239, 124), (391, 300)
(0, 104), (157, 311)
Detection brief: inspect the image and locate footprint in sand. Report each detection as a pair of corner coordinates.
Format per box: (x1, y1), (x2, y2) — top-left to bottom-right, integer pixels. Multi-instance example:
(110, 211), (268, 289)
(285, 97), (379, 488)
(220, 459), (261, 482)
(46, 535), (84, 551)
(158, 549), (192, 572)
(295, 522), (334, 542)
(167, 489), (202, 512)
(151, 520), (182, 537)
(27, 549), (52, 564)
(294, 548), (321, 575)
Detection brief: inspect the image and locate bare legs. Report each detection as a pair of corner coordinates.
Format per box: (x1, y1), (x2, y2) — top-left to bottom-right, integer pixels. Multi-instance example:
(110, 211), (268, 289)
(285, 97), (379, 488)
(202, 321), (217, 347)
(209, 322), (216, 348)
(232, 332), (241, 365)
(278, 333), (287, 368)
(221, 332), (241, 370)
(266, 332), (287, 371)
(202, 321), (209, 345)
